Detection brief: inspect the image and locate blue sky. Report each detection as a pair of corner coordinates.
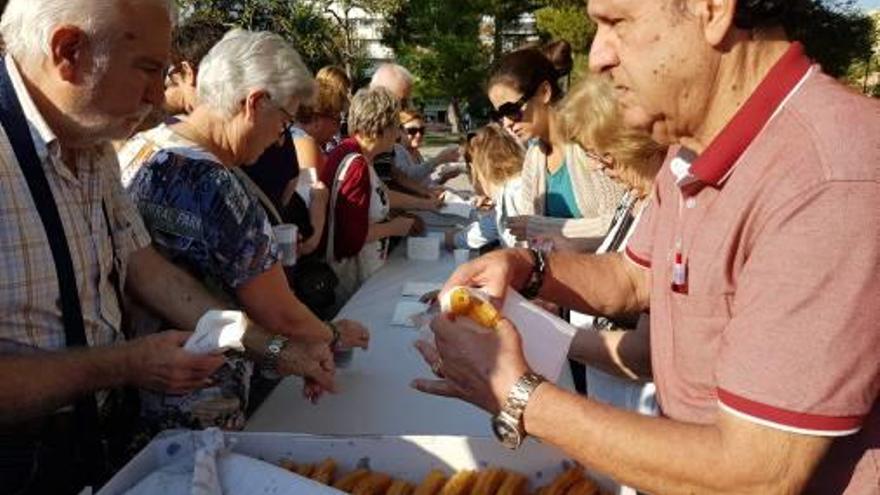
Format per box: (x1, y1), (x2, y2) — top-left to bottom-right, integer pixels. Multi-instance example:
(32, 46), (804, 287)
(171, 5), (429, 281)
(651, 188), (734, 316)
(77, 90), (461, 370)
(858, 0), (880, 10)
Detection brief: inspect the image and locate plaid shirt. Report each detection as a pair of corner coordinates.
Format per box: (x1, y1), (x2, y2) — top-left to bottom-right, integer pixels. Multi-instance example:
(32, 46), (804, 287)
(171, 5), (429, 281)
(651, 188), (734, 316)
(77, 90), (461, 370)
(0, 56), (151, 353)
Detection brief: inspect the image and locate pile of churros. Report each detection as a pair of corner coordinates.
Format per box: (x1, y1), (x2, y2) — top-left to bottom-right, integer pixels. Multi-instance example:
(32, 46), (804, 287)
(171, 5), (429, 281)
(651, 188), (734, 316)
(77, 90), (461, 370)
(278, 458), (603, 495)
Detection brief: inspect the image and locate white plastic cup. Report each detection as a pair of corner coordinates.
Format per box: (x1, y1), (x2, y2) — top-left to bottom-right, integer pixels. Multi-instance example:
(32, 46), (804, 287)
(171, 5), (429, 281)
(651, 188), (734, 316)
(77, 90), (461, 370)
(273, 224), (298, 266)
(453, 249), (470, 264)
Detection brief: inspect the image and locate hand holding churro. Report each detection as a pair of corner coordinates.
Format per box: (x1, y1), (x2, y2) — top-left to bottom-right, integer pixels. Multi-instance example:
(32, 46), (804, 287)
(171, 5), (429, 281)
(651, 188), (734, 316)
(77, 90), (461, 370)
(439, 286), (501, 330)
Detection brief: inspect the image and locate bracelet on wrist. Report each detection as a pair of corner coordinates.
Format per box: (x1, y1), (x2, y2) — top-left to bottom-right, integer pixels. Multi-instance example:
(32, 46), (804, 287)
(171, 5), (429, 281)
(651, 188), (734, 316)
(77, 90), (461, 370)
(520, 248), (546, 300)
(328, 321), (341, 350)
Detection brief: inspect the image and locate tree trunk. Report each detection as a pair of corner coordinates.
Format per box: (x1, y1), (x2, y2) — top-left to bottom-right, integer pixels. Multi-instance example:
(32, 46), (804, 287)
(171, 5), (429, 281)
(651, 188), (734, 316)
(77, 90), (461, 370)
(447, 97), (462, 134)
(493, 17), (505, 62)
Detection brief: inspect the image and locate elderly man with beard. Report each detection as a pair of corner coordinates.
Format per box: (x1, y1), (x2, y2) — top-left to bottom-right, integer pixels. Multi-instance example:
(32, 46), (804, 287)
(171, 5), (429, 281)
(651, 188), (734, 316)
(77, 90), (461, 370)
(0, 1), (334, 492)
(413, 1), (880, 493)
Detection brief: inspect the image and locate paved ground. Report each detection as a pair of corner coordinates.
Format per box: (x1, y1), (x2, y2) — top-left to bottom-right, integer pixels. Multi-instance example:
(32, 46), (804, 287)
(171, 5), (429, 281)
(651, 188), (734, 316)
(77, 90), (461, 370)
(421, 132), (463, 159)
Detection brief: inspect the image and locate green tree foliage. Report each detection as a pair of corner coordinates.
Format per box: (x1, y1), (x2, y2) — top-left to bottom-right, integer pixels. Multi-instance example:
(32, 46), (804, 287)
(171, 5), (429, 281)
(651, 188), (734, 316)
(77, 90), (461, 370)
(308, 0), (402, 81)
(383, 0), (490, 129)
(480, 0), (543, 60)
(785, 0), (875, 78)
(176, 0), (355, 75)
(845, 10), (880, 96)
(534, 5), (595, 54)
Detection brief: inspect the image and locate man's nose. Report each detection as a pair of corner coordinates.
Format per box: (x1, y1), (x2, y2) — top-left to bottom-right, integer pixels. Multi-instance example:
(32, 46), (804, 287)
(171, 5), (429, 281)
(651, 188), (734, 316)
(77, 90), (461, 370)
(589, 27), (620, 74)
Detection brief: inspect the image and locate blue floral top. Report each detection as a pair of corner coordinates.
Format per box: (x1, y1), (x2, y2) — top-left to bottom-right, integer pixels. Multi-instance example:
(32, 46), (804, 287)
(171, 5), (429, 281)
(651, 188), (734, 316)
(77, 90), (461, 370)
(125, 139), (280, 434)
(128, 148), (280, 293)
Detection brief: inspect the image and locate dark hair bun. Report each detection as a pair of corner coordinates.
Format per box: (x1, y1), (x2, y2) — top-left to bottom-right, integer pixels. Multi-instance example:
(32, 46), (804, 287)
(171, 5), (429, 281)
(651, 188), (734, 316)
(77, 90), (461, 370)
(542, 40), (574, 79)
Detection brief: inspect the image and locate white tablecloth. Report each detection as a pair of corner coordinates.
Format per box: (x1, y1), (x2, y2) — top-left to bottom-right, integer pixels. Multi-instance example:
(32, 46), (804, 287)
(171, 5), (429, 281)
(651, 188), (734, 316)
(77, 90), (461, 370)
(246, 247), (574, 436)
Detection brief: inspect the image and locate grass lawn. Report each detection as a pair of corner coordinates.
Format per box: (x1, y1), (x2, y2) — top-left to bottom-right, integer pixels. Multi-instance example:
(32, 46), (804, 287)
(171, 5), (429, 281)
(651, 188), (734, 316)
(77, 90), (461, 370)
(423, 132), (464, 147)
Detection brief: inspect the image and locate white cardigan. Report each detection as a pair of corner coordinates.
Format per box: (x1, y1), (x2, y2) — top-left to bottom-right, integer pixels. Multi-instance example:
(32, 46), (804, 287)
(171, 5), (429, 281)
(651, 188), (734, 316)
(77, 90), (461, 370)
(519, 143), (625, 247)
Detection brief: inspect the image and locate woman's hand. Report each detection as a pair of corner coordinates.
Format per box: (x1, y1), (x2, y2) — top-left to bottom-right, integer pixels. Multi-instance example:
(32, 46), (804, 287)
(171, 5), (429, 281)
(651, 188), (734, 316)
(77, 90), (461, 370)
(332, 319), (370, 350)
(277, 340), (335, 392)
(507, 215), (532, 241)
(434, 145), (461, 165)
(473, 195), (495, 211)
(389, 216), (417, 237)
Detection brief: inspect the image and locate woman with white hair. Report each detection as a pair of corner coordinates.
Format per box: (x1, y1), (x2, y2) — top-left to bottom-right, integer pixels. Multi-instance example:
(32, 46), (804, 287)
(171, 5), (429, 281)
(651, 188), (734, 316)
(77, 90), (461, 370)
(127, 29), (369, 431)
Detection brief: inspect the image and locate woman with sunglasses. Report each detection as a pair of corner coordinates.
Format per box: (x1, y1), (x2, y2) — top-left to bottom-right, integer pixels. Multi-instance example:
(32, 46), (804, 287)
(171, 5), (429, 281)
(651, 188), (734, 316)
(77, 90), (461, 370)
(487, 41), (625, 251)
(395, 109), (462, 185)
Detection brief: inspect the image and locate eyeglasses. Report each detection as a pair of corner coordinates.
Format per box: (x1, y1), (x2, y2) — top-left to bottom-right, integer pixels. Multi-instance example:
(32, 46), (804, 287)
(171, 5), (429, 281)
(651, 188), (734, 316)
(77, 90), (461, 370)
(277, 105), (296, 126)
(489, 87), (537, 123)
(404, 126), (426, 136)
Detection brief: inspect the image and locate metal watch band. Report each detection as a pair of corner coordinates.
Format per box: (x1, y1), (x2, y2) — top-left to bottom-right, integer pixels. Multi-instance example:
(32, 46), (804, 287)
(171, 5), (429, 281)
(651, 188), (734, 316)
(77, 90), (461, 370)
(520, 248), (546, 299)
(503, 371), (547, 431)
(264, 334), (289, 372)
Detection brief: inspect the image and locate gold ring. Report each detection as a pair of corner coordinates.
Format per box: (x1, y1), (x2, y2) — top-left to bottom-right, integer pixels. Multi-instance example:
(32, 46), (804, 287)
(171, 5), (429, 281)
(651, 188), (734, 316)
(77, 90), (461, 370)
(431, 359), (443, 377)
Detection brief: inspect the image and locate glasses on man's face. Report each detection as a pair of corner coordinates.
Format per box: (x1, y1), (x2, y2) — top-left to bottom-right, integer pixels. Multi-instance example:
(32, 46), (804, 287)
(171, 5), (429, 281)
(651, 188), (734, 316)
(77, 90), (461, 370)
(404, 126), (426, 137)
(490, 87), (537, 123)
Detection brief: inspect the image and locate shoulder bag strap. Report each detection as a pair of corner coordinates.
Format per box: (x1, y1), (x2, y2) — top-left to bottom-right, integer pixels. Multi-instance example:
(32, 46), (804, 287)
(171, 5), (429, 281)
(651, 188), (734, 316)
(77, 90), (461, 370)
(325, 152), (360, 264)
(231, 167), (283, 226)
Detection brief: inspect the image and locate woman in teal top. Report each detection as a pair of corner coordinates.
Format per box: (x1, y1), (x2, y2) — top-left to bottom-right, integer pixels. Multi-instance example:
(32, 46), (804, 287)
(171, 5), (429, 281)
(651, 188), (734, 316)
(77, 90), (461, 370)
(545, 159), (582, 219)
(486, 43), (623, 248)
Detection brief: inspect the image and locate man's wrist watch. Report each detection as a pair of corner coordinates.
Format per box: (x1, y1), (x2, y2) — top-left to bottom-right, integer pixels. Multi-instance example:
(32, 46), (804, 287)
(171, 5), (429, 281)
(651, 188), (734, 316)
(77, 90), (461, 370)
(520, 248), (546, 299)
(491, 371), (547, 450)
(263, 334), (289, 378)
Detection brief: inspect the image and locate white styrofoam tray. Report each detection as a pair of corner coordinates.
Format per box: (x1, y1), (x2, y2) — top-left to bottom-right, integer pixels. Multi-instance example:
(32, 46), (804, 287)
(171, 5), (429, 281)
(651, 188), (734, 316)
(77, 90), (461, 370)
(98, 432), (581, 494)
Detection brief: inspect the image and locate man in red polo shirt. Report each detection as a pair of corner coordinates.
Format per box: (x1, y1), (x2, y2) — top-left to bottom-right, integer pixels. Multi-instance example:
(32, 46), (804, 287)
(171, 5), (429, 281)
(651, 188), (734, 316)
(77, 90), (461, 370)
(412, 1), (879, 493)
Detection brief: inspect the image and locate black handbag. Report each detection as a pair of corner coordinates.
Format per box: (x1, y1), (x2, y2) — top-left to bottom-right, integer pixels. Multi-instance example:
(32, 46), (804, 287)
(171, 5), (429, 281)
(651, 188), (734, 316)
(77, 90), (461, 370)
(286, 257), (339, 320)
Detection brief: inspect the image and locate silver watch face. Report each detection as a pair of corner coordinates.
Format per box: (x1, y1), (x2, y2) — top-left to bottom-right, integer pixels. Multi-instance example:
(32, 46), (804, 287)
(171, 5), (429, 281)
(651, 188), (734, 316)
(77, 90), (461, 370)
(491, 415), (522, 450)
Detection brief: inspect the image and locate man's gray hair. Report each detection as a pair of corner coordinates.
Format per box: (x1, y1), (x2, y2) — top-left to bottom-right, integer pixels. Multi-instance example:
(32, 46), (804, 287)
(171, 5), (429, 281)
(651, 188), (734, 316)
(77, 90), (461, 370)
(369, 63), (414, 90)
(0, 0), (178, 65)
(348, 86), (400, 139)
(197, 29), (315, 118)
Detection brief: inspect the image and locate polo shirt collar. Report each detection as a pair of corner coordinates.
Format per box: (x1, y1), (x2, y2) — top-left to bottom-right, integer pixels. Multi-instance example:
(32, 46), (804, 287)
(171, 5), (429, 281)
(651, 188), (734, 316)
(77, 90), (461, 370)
(686, 42), (813, 188)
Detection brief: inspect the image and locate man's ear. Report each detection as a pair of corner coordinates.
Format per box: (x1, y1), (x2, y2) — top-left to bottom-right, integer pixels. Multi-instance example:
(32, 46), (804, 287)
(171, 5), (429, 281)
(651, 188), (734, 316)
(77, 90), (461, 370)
(49, 25), (89, 82)
(693, 0), (737, 47)
(181, 61), (198, 87)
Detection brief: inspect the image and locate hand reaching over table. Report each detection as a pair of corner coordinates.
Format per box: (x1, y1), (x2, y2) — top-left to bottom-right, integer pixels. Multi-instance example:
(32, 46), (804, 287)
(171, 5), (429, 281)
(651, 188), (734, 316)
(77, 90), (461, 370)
(439, 248), (535, 309)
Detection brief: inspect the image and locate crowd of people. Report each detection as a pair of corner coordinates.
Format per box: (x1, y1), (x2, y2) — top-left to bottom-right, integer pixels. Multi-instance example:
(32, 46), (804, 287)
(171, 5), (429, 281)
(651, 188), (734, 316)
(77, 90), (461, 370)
(0, 0), (876, 494)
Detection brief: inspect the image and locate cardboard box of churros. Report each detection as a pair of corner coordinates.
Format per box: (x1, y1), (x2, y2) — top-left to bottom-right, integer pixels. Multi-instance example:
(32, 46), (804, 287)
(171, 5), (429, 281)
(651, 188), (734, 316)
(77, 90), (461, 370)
(99, 432), (610, 495)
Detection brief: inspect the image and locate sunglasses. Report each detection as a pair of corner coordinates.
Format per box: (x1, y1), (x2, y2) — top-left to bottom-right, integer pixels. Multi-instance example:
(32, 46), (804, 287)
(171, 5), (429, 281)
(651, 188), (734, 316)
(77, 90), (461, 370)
(489, 87), (537, 123)
(404, 126), (426, 136)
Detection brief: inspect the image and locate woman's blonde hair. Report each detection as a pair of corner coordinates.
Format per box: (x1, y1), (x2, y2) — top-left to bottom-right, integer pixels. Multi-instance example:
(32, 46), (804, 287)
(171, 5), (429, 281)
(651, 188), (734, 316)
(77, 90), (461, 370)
(557, 75), (666, 197)
(468, 123), (525, 192)
(400, 108), (423, 126)
(297, 65), (351, 122)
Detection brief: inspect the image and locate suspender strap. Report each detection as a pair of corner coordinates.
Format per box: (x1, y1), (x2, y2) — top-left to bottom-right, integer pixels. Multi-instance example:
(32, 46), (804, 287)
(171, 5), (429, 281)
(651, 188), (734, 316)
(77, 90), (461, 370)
(0, 60), (104, 483)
